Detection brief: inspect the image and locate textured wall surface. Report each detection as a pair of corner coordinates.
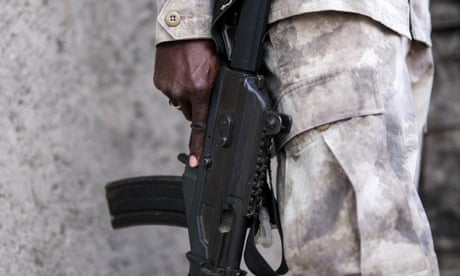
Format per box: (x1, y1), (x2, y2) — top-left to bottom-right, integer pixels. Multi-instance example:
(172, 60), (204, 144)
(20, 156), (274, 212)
(1, 1), (190, 275)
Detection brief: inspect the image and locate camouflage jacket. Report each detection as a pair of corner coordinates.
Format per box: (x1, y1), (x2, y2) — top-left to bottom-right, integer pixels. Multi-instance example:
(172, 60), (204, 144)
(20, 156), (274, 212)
(155, 0), (431, 46)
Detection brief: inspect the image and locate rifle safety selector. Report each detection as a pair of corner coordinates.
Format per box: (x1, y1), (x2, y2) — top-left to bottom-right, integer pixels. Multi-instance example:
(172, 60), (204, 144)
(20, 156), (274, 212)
(217, 113), (233, 148)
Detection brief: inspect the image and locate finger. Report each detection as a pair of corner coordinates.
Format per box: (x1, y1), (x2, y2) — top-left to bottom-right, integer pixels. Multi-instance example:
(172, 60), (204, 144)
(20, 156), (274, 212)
(179, 100), (193, 121)
(189, 121), (206, 167)
(189, 100), (209, 167)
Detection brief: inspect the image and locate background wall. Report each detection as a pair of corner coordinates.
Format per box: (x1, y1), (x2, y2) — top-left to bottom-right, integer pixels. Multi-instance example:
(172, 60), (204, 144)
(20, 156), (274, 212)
(0, 0), (459, 275)
(1, 1), (190, 275)
(421, 0), (460, 275)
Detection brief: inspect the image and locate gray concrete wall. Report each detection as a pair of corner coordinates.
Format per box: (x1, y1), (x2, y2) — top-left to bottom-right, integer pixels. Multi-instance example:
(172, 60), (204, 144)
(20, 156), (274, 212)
(1, 1), (189, 275)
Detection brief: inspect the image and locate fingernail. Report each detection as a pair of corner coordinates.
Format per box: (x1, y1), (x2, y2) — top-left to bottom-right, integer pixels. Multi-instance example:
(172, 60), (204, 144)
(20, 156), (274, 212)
(189, 155), (198, 168)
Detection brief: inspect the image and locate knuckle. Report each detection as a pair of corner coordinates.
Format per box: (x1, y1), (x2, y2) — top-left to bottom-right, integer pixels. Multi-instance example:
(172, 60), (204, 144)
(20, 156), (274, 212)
(191, 122), (206, 134)
(173, 91), (188, 102)
(190, 85), (211, 102)
(194, 80), (209, 92)
(153, 76), (163, 90)
(153, 78), (170, 94)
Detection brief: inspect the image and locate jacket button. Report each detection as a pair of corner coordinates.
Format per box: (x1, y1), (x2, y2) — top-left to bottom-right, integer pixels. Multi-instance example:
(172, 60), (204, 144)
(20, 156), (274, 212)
(165, 11), (181, 27)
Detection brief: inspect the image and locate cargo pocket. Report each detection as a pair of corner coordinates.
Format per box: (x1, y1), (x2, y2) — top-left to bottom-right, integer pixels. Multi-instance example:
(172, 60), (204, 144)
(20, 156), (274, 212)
(274, 67), (384, 149)
(320, 115), (434, 275)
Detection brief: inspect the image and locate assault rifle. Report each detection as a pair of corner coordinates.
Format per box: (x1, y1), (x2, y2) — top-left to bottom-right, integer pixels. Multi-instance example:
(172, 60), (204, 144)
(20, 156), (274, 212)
(105, 0), (290, 275)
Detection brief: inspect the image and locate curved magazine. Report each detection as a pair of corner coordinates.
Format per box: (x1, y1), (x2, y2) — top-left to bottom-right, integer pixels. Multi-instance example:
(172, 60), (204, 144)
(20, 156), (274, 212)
(106, 175), (186, 228)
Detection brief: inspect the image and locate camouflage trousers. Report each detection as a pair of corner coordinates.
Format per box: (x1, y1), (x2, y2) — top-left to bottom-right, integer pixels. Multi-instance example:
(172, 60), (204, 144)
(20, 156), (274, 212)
(263, 12), (439, 275)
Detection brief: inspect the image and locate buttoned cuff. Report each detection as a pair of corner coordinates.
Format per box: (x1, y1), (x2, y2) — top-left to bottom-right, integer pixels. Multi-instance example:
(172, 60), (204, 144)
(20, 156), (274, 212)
(155, 0), (213, 46)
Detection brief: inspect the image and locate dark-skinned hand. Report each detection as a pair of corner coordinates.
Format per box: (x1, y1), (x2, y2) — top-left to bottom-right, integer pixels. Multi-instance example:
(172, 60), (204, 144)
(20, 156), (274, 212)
(153, 39), (221, 167)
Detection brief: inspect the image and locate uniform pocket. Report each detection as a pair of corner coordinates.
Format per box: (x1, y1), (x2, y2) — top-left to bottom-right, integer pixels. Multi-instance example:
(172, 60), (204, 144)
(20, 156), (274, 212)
(275, 68), (384, 148)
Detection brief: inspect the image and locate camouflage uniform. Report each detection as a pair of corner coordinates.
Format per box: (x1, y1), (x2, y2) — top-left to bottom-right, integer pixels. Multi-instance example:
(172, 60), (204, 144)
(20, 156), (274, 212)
(155, 1), (439, 275)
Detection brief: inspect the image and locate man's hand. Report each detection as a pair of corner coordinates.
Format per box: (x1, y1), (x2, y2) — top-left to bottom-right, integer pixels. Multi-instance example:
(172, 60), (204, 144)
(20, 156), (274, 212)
(154, 39), (221, 168)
